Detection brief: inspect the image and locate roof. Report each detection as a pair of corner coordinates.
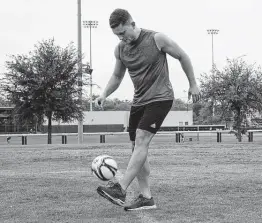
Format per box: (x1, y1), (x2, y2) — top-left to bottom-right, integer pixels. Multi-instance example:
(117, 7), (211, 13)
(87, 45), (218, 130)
(0, 114), (10, 118)
(0, 107), (14, 111)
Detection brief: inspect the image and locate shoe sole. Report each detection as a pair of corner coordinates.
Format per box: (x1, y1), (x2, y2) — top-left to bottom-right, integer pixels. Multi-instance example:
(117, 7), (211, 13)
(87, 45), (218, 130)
(97, 187), (125, 207)
(124, 204), (157, 211)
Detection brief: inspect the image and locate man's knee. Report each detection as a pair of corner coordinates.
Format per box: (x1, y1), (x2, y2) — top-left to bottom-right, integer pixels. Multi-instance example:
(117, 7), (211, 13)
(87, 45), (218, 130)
(135, 129), (154, 148)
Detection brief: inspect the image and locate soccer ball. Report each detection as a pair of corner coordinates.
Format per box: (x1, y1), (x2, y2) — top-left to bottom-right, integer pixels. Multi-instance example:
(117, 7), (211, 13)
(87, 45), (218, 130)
(91, 155), (118, 181)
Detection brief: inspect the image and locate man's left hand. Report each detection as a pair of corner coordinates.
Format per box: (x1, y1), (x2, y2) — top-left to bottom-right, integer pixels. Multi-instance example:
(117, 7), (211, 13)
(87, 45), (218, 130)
(188, 85), (201, 103)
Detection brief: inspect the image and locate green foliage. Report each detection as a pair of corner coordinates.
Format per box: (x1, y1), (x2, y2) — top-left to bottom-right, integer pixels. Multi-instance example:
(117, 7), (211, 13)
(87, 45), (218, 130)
(0, 97), (12, 107)
(200, 58), (262, 141)
(1, 38), (82, 143)
(82, 95), (192, 112)
(171, 98), (190, 111)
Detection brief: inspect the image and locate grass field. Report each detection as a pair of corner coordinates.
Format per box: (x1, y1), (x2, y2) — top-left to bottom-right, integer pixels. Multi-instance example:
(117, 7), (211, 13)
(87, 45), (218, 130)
(1, 135), (262, 223)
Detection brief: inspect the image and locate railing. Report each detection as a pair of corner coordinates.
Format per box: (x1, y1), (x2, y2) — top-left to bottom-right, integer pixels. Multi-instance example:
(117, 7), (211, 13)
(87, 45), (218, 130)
(1, 132), (127, 145)
(0, 130), (243, 145)
(247, 129), (262, 142)
(1, 129), (261, 145)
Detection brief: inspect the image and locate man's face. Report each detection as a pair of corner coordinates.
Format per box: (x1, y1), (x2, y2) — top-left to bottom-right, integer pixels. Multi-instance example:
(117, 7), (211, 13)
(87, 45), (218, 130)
(112, 23), (136, 43)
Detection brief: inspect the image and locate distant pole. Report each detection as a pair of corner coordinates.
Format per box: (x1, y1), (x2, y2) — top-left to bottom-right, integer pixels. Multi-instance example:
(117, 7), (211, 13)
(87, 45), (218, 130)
(183, 90), (189, 112)
(207, 29), (219, 118)
(207, 29), (219, 73)
(83, 20), (98, 111)
(77, 0), (83, 144)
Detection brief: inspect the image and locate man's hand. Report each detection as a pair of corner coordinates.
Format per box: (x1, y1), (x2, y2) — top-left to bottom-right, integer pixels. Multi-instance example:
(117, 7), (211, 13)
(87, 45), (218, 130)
(188, 85), (201, 103)
(95, 95), (106, 109)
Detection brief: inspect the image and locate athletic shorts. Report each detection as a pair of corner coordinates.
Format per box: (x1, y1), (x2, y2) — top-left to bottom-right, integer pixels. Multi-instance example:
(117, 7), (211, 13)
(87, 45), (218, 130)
(128, 100), (173, 141)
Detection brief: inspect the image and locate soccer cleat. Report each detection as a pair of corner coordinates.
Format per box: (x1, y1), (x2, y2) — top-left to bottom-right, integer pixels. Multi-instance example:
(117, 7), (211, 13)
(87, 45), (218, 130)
(97, 181), (126, 206)
(124, 194), (157, 211)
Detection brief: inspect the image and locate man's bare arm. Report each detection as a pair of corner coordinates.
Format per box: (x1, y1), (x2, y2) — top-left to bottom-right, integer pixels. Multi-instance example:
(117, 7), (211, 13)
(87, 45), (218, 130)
(101, 46), (127, 98)
(154, 32), (197, 87)
(154, 33), (201, 102)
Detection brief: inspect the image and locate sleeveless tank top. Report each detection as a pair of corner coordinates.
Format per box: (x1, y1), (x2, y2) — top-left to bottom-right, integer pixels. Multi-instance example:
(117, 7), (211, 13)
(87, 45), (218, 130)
(118, 29), (174, 106)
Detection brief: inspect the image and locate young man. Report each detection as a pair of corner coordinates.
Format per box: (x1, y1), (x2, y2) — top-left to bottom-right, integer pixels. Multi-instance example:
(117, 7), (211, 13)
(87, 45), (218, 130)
(95, 8), (201, 211)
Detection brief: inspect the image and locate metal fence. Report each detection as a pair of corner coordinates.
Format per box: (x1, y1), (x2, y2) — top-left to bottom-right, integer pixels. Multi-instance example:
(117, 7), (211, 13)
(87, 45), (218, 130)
(0, 130), (261, 145)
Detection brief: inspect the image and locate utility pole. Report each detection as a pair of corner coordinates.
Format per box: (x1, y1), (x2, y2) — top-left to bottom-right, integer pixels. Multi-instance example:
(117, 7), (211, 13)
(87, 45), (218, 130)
(77, 0), (83, 143)
(83, 20), (98, 111)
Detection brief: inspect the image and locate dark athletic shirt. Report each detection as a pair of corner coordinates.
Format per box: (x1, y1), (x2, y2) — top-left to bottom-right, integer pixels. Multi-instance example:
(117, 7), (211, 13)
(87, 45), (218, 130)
(117, 28), (174, 106)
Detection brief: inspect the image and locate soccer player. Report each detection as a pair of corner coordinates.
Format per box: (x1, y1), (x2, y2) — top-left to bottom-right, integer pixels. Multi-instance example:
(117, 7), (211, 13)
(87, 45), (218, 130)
(95, 8), (201, 211)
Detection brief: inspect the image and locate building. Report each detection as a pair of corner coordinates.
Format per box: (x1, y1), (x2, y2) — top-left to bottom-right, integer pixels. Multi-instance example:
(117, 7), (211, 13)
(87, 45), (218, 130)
(43, 110), (193, 133)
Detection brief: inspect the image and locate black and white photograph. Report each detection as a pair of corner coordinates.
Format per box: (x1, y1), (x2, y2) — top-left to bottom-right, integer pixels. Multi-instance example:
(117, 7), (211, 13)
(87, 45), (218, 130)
(0, 0), (262, 222)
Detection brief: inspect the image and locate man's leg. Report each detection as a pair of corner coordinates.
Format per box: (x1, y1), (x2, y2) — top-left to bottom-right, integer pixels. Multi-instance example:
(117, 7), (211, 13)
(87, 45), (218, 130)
(96, 105), (146, 206)
(96, 100), (173, 207)
(137, 157), (151, 198)
(119, 129), (154, 191)
(96, 129), (153, 206)
(123, 100), (173, 205)
(123, 135), (157, 211)
(131, 141), (152, 199)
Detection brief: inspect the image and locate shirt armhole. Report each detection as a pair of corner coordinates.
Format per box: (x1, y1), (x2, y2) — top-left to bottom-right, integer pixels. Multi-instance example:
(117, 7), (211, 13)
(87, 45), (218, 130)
(153, 33), (162, 52)
(114, 43), (121, 60)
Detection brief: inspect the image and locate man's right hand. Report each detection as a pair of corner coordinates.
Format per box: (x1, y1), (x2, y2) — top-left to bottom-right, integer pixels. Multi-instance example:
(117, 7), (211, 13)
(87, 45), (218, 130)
(95, 95), (106, 109)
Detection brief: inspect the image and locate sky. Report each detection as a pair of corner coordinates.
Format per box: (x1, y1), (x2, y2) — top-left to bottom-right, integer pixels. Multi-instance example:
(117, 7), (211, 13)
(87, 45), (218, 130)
(0, 0), (261, 101)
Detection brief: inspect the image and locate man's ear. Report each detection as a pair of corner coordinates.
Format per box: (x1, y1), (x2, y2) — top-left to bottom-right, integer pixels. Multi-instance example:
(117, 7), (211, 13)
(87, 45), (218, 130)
(131, 21), (135, 27)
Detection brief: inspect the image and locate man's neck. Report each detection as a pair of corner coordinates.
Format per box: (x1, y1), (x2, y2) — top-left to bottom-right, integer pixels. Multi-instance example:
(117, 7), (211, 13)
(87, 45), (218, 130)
(133, 28), (142, 41)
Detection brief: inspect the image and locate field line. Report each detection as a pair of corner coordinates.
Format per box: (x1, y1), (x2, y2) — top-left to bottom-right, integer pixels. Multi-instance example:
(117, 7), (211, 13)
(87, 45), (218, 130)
(0, 170), (90, 176)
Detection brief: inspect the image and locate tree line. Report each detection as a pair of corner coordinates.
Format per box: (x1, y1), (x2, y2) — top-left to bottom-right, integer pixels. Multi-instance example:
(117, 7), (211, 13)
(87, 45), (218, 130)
(1, 38), (262, 142)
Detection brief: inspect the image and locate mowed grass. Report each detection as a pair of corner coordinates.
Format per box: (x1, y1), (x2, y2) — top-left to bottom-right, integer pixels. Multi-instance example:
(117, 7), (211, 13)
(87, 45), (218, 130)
(0, 137), (262, 223)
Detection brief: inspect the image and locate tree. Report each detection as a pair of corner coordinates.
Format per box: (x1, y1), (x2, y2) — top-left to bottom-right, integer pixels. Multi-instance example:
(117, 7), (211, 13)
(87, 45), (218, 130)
(1, 39), (82, 143)
(194, 101), (223, 125)
(200, 58), (262, 141)
(0, 97), (12, 107)
(171, 98), (189, 111)
(97, 98), (132, 111)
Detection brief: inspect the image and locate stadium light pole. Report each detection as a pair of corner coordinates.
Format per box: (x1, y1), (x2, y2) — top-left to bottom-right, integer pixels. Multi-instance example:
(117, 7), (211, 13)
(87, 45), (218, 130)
(207, 29), (219, 118)
(207, 29), (219, 73)
(77, 0), (83, 144)
(83, 20), (98, 111)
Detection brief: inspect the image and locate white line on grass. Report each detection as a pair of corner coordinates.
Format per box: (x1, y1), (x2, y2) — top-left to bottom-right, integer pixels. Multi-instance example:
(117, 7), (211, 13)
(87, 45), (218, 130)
(0, 170), (91, 176)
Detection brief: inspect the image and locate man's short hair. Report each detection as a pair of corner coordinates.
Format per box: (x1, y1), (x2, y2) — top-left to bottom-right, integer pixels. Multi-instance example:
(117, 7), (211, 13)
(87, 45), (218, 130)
(109, 8), (132, 28)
